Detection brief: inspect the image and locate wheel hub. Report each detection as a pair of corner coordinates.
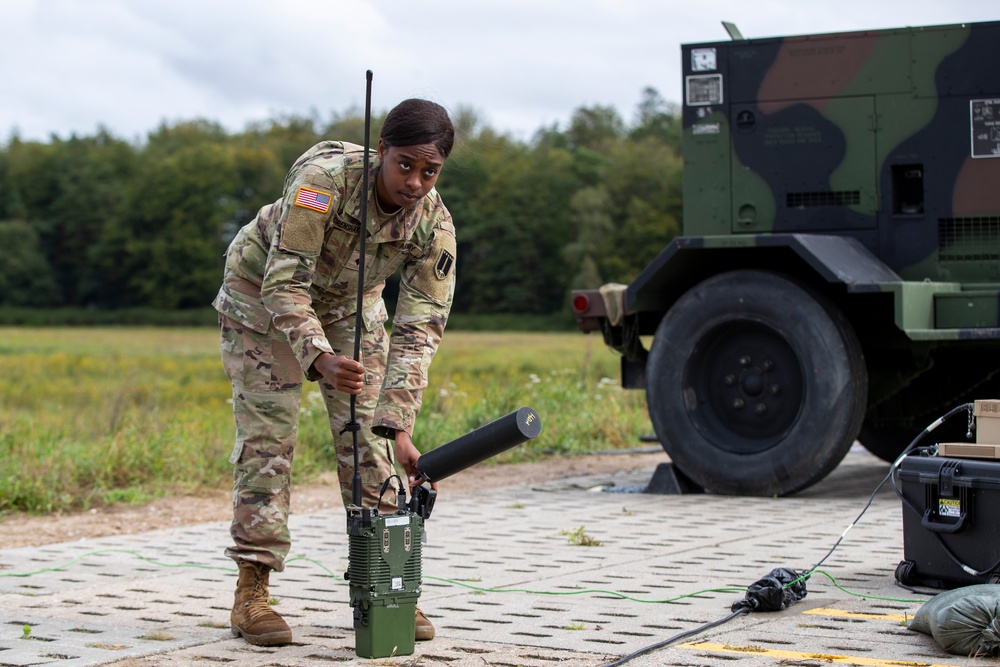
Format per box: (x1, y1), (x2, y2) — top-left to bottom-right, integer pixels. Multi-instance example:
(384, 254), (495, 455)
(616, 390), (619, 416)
(740, 369), (764, 397)
(688, 321), (804, 454)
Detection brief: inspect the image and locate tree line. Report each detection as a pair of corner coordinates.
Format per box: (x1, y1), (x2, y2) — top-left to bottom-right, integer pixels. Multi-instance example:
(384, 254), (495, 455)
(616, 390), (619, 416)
(0, 88), (683, 319)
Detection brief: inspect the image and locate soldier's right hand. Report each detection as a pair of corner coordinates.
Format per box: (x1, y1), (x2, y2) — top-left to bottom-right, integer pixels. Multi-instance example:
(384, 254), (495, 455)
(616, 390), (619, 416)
(312, 353), (365, 394)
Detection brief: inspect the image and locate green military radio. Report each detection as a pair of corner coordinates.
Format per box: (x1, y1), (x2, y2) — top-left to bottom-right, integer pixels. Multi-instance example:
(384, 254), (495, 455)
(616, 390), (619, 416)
(345, 407), (542, 657)
(346, 408), (542, 658)
(346, 488), (424, 657)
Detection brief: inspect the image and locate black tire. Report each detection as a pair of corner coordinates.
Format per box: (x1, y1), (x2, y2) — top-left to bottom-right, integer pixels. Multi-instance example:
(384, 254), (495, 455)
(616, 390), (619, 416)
(646, 270), (867, 496)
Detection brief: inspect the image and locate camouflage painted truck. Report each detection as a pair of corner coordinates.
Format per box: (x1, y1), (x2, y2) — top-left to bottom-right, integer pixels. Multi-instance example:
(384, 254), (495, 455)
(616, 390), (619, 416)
(571, 20), (1000, 496)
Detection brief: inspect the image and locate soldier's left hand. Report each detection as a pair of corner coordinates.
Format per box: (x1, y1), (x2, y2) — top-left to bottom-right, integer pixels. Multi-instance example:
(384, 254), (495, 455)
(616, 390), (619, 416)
(395, 431), (438, 492)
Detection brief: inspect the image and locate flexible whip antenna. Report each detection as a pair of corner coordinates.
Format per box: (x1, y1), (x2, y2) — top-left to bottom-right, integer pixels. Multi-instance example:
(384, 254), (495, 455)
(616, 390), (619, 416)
(349, 69), (373, 508)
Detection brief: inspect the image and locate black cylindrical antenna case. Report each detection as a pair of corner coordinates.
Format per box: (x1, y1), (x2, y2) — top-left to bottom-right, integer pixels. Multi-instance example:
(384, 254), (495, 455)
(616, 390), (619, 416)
(417, 407), (542, 482)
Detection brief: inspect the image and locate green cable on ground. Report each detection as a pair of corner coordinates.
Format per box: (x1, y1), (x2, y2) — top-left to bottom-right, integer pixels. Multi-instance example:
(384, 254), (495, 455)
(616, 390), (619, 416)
(0, 550), (338, 579)
(0, 549), (928, 607)
(0, 548), (234, 578)
(424, 575), (744, 603)
(285, 555), (338, 578)
(808, 568), (924, 604)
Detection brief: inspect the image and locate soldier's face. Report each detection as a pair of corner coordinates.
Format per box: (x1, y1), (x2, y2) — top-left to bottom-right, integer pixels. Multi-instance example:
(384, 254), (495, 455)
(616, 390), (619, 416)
(376, 139), (445, 210)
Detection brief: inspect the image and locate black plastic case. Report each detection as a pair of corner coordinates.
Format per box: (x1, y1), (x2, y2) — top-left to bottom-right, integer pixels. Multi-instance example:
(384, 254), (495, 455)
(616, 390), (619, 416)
(896, 455), (1000, 589)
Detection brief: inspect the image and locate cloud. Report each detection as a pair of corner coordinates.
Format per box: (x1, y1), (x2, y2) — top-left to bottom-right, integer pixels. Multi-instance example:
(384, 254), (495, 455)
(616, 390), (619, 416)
(2, 0), (998, 143)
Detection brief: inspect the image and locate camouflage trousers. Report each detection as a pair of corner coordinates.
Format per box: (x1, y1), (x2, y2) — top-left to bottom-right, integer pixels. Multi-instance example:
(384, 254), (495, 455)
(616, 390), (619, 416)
(219, 301), (395, 572)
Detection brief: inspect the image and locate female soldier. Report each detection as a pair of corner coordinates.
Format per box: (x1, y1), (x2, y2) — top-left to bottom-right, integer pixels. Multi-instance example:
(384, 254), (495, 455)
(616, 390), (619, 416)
(214, 99), (456, 646)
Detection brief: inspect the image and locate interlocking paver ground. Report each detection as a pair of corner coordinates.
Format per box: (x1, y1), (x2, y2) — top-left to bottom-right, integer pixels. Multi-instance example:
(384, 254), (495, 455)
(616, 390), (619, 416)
(1, 446), (993, 666)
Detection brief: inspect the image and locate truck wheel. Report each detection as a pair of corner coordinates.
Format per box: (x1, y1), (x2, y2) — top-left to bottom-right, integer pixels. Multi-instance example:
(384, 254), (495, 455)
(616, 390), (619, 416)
(646, 269), (867, 496)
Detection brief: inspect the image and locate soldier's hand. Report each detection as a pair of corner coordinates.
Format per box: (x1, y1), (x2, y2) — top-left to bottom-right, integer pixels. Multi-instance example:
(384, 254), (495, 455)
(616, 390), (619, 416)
(395, 431), (438, 493)
(312, 352), (365, 394)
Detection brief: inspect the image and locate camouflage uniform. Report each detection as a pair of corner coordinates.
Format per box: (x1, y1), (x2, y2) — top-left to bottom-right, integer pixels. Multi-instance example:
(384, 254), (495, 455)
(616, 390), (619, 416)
(214, 141), (456, 571)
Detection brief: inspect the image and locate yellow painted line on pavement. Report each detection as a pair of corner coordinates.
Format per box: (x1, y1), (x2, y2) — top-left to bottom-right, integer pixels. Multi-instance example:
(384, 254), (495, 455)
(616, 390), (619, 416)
(676, 641), (961, 667)
(803, 607), (910, 622)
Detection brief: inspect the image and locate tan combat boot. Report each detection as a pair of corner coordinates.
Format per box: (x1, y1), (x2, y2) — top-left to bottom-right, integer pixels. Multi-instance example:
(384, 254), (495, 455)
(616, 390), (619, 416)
(415, 605), (435, 641)
(231, 561), (293, 646)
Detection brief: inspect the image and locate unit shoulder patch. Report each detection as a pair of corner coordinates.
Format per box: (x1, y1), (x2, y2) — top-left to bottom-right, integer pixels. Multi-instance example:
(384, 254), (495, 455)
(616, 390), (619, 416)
(407, 226), (456, 306)
(435, 248), (455, 280)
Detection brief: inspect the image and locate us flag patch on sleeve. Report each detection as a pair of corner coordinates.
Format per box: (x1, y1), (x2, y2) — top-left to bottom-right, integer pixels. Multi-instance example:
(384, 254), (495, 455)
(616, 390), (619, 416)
(294, 186), (332, 213)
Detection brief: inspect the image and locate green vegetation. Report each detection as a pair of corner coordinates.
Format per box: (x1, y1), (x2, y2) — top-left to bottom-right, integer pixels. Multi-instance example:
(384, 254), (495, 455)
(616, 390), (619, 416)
(560, 525), (603, 547)
(0, 307), (218, 327)
(0, 328), (650, 514)
(0, 89), (674, 516)
(0, 89), (682, 321)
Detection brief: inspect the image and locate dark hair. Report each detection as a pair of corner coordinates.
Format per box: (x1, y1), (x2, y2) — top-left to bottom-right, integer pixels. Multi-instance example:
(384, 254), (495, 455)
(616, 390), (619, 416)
(380, 99), (455, 158)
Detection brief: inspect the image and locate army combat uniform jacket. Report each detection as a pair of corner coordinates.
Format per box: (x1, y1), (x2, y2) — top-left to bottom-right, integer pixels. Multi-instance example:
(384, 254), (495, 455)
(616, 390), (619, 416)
(215, 141), (455, 569)
(214, 140), (456, 437)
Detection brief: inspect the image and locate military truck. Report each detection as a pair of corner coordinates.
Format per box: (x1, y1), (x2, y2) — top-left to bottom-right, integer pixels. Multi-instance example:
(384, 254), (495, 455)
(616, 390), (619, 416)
(571, 20), (1000, 496)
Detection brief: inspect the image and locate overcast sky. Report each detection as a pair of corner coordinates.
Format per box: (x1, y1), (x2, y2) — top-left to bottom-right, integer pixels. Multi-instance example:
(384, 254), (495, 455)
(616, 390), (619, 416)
(2, 1), (997, 144)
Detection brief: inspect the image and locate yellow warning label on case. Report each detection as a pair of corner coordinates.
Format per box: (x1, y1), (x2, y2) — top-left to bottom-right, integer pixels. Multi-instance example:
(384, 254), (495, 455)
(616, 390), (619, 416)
(938, 498), (961, 517)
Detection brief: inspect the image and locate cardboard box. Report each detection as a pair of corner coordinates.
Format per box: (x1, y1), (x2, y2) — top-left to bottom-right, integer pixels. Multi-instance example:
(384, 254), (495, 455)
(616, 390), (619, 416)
(974, 400), (1000, 444)
(938, 442), (1000, 459)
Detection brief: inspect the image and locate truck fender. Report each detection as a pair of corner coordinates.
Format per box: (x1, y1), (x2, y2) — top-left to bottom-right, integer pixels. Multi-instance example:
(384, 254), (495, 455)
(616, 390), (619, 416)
(627, 233), (901, 314)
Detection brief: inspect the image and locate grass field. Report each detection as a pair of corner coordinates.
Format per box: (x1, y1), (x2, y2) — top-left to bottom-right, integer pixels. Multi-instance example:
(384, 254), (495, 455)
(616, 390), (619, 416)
(0, 327), (651, 514)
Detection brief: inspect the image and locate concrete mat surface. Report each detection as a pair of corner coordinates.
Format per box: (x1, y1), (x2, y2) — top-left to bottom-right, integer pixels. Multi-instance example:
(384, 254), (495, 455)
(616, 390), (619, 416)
(1, 447), (995, 666)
